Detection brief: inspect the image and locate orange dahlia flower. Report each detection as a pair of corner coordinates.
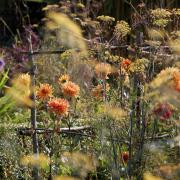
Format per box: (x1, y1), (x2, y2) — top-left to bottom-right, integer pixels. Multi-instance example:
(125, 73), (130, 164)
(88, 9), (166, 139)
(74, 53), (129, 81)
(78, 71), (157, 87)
(95, 63), (111, 79)
(121, 59), (131, 70)
(62, 81), (80, 97)
(173, 71), (180, 92)
(58, 74), (70, 84)
(48, 98), (69, 115)
(36, 83), (53, 100)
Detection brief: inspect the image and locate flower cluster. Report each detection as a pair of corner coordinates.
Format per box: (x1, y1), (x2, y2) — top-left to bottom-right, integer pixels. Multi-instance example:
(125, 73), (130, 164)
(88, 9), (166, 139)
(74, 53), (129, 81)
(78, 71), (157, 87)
(150, 8), (172, 19)
(172, 8), (180, 16)
(153, 19), (170, 27)
(129, 58), (149, 73)
(36, 74), (80, 116)
(58, 74), (80, 97)
(76, 3), (85, 9)
(150, 8), (172, 27)
(114, 20), (131, 40)
(104, 51), (119, 63)
(97, 15), (115, 24)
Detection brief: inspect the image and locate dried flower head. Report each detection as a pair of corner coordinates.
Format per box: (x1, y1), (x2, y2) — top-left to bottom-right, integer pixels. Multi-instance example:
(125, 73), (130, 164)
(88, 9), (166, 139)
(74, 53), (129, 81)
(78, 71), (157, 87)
(114, 21), (131, 40)
(170, 30), (180, 39)
(48, 98), (69, 116)
(150, 8), (172, 19)
(76, 3), (85, 9)
(62, 81), (80, 97)
(97, 15), (115, 23)
(58, 74), (70, 84)
(95, 63), (111, 79)
(104, 51), (119, 63)
(129, 58), (149, 73)
(42, 4), (59, 11)
(150, 9), (172, 27)
(153, 19), (170, 27)
(36, 83), (53, 100)
(172, 8), (180, 16)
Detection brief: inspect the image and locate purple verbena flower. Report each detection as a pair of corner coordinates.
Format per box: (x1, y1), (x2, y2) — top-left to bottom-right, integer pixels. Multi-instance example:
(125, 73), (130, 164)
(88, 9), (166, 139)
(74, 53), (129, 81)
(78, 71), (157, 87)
(0, 58), (5, 71)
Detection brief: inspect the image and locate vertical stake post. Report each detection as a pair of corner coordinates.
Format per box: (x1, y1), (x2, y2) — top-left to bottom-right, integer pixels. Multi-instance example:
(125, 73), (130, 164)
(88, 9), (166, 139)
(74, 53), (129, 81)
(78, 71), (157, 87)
(29, 34), (39, 180)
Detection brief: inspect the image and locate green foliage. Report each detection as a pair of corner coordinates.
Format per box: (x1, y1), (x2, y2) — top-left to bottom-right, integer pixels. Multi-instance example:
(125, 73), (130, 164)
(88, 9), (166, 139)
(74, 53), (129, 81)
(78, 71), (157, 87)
(0, 71), (15, 116)
(0, 70), (8, 90)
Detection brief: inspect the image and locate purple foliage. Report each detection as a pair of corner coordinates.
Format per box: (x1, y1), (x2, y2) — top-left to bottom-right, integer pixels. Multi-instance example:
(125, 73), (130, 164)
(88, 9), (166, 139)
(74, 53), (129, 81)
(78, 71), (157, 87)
(3, 26), (40, 75)
(6, 25), (39, 63)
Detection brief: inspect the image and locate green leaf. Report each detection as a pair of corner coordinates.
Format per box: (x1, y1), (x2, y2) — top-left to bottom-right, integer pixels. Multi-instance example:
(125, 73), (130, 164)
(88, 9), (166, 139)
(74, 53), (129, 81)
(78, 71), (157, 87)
(0, 101), (14, 115)
(0, 70), (9, 90)
(0, 95), (14, 115)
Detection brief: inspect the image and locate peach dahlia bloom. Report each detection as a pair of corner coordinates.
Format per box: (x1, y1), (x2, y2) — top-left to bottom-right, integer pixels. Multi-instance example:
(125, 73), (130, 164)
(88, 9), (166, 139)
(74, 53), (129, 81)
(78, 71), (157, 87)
(48, 98), (69, 115)
(62, 81), (80, 97)
(36, 83), (53, 100)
